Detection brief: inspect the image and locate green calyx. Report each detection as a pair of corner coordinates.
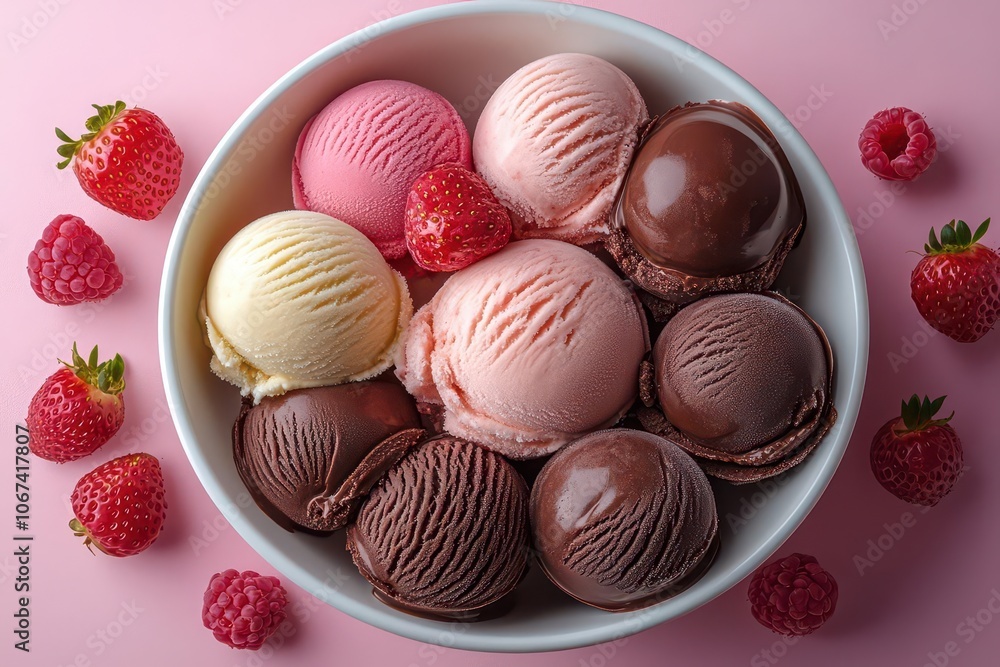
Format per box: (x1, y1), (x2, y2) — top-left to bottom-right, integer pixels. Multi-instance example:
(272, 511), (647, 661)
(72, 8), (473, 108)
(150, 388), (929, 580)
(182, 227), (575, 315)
(69, 517), (99, 556)
(60, 343), (125, 395)
(895, 394), (953, 435)
(55, 101), (127, 170)
(924, 218), (990, 255)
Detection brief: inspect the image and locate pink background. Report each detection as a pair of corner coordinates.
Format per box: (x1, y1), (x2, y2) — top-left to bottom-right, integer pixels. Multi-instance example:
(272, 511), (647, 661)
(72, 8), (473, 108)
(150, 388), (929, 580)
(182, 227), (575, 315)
(3, 0), (999, 665)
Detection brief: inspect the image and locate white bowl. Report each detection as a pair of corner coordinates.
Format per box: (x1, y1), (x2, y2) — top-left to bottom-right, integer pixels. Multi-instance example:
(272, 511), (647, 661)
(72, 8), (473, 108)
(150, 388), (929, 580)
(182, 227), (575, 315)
(159, 0), (868, 653)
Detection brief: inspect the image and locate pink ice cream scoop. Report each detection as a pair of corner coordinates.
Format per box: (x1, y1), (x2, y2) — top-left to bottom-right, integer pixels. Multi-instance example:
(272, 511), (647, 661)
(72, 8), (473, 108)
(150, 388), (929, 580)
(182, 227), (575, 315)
(292, 80), (472, 259)
(473, 53), (648, 246)
(395, 239), (648, 459)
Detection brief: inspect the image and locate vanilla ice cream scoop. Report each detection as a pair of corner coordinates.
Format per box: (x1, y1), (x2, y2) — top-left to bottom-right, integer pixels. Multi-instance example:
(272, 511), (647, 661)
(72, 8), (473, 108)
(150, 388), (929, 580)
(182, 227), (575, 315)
(201, 210), (412, 403)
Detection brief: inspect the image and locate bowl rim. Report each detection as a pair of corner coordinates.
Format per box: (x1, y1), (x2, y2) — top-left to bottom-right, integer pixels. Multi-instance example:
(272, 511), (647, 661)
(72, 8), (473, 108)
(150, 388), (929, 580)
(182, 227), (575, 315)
(159, 0), (869, 653)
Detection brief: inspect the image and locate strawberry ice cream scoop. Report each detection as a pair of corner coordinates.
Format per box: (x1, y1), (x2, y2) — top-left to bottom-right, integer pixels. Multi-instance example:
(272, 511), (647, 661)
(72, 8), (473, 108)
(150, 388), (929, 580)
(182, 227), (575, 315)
(292, 80), (472, 259)
(395, 239), (648, 459)
(473, 53), (648, 245)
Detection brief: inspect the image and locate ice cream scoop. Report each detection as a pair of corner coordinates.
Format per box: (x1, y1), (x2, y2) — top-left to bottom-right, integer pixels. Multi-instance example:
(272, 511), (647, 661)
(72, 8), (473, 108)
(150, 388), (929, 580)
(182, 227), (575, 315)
(346, 436), (529, 620)
(201, 210), (412, 403)
(233, 383), (424, 534)
(606, 101), (805, 306)
(395, 239), (648, 459)
(473, 53), (648, 245)
(530, 428), (718, 611)
(638, 292), (836, 483)
(292, 79), (472, 259)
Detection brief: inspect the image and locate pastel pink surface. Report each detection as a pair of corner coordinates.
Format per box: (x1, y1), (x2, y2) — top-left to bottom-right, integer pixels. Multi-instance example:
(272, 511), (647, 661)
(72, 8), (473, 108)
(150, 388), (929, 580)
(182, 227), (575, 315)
(2, 1), (1000, 666)
(292, 79), (472, 259)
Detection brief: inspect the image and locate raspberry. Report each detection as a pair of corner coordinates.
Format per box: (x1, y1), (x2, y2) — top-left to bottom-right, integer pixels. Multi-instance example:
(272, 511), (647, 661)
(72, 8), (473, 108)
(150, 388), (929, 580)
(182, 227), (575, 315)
(748, 553), (838, 636)
(859, 107), (937, 181)
(27, 214), (123, 305)
(202, 569), (288, 650)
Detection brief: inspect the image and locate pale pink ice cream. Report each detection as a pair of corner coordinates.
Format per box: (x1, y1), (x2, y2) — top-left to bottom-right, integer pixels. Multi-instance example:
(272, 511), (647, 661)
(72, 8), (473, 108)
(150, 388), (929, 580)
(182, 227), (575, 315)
(473, 53), (648, 246)
(395, 239), (648, 459)
(292, 79), (472, 259)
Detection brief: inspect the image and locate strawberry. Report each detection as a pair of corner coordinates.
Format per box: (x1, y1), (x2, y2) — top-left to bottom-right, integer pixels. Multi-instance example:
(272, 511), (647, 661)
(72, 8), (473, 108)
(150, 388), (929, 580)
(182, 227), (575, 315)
(56, 101), (184, 220)
(26, 344), (125, 463)
(870, 395), (964, 506)
(70, 453), (167, 557)
(403, 163), (512, 271)
(910, 218), (1000, 343)
(27, 213), (124, 305)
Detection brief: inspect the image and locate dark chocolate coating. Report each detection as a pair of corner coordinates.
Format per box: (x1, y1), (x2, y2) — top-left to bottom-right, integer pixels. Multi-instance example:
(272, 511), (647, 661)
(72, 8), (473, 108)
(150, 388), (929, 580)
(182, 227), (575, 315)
(233, 383), (423, 534)
(606, 101), (805, 302)
(645, 292), (836, 481)
(529, 429), (718, 612)
(346, 436), (529, 620)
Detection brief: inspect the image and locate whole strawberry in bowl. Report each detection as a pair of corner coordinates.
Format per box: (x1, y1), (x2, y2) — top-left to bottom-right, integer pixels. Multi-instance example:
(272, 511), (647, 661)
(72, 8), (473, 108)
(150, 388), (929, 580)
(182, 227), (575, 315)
(26, 344), (125, 463)
(403, 163), (512, 272)
(870, 395), (964, 506)
(70, 452), (167, 557)
(910, 218), (1000, 343)
(56, 101), (184, 220)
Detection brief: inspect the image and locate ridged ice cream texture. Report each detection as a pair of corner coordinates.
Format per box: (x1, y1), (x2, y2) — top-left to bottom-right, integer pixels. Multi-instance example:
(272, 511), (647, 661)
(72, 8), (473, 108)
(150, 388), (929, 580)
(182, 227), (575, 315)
(473, 53), (648, 245)
(346, 437), (529, 616)
(395, 239), (648, 459)
(292, 79), (472, 259)
(202, 210), (412, 403)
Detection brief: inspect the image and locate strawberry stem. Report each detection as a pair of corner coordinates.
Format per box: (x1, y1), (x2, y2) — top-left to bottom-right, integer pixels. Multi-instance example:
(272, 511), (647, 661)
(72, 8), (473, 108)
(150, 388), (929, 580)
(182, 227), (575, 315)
(55, 101), (127, 170)
(924, 218), (991, 255)
(895, 394), (953, 434)
(60, 343), (126, 395)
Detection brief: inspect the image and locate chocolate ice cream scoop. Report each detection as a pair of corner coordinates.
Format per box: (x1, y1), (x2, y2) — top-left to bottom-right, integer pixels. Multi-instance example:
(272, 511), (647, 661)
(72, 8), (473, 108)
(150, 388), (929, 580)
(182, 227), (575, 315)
(530, 429), (718, 612)
(346, 436), (529, 620)
(606, 101), (805, 307)
(233, 383), (424, 534)
(638, 292), (836, 483)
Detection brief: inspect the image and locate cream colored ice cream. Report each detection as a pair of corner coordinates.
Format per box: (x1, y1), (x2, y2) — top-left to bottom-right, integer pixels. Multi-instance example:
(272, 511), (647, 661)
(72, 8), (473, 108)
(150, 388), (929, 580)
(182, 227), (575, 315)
(201, 210), (412, 403)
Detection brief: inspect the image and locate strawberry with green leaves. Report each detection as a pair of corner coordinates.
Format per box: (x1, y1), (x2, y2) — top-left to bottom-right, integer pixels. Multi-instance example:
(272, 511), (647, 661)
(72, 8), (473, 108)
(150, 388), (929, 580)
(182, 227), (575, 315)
(26, 344), (125, 463)
(910, 218), (1000, 343)
(56, 101), (184, 220)
(870, 395), (964, 506)
(70, 453), (167, 557)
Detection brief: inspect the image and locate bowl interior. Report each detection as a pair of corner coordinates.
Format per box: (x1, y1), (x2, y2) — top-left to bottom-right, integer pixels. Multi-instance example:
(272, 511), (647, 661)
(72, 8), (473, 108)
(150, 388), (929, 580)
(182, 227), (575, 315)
(159, 1), (867, 653)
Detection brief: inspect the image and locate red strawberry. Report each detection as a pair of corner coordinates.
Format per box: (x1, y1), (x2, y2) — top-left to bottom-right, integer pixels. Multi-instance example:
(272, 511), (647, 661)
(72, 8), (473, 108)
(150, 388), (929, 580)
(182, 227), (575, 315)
(404, 163), (512, 271)
(870, 395), (964, 506)
(70, 453), (167, 557)
(27, 213), (124, 305)
(56, 101), (184, 220)
(910, 218), (1000, 342)
(26, 344), (125, 463)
